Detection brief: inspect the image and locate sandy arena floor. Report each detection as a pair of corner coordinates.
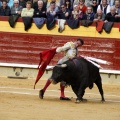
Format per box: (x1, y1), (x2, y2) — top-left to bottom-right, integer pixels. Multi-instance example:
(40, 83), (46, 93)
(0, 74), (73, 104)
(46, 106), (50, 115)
(0, 77), (120, 120)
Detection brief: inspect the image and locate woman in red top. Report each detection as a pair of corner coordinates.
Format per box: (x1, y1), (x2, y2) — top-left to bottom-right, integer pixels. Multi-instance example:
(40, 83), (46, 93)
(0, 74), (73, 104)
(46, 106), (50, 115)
(78, 0), (87, 14)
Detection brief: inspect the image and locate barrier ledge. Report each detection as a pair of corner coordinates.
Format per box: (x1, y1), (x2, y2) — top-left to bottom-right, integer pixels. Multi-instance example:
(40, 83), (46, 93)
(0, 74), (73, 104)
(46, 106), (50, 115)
(0, 62), (120, 74)
(0, 62), (53, 70)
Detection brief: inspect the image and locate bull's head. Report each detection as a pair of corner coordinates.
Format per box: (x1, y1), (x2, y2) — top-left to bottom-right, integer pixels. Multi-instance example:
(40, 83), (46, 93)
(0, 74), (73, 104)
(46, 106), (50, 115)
(51, 64), (67, 84)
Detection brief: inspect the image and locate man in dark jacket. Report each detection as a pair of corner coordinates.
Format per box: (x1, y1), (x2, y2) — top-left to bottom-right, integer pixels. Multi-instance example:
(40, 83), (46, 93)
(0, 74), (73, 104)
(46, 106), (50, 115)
(33, 0), (46, 18)
(0, 0), (11, 16)
(105, 6), (120, 22)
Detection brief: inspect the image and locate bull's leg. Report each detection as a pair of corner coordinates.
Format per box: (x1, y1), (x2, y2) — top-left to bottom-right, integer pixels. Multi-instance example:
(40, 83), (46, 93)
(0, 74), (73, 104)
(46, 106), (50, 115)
(76, 81), (87, 103)
(95, 76), (105, 102)
(71, 85), (78, 97)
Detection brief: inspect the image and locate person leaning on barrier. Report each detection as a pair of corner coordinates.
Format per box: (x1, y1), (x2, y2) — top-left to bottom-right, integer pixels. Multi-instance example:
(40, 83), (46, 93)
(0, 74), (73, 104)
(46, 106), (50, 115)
(0, 0), (11, 16)
(33, 0), (46, 18)
(11, 0), (23, 16)
(93, 9), (105, 22)
(21, 1), (34, 17)
(104, 6), (120, 22)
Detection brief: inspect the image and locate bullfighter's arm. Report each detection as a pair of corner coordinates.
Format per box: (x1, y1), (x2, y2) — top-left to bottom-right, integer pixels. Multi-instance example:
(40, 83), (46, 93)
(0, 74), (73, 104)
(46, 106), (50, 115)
(56, 42), (75, 53)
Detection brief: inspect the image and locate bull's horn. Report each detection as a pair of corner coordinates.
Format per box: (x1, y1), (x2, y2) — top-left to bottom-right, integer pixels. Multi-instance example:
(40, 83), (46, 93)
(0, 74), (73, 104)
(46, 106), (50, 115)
(56, 64), (67, 68)
(61, 64), (67, 68)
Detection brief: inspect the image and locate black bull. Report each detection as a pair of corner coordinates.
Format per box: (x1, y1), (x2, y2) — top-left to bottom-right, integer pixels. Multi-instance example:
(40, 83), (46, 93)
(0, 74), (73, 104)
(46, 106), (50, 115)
(51, 58), (105, 102)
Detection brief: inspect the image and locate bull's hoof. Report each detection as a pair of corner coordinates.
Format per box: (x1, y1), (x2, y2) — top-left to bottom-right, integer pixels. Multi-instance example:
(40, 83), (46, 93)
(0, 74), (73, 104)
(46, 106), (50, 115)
(60, 97), (71, 101)
(39, 89), (44, 99)
(82, 98), (87, 102)
(75, 99), (82, 103)
(101, 99), (105, 103)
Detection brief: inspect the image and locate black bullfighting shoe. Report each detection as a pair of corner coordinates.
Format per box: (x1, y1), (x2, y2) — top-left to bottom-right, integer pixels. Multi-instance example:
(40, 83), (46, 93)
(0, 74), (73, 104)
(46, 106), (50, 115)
(60, 97), (71, 101)
(39, 89), (44, 99)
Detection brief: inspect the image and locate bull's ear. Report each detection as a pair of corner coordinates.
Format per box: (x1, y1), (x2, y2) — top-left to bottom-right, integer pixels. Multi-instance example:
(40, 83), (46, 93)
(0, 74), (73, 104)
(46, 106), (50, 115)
(56, 64), (67, 68)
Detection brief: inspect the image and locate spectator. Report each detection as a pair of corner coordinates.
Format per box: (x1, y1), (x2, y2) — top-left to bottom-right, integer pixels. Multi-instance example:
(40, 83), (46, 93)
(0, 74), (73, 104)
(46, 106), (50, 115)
(97, 0), (110, 15)
(11, 0), (23, 16)
(93, 9), (105, 22)
(60, 0), (73, 7)
(92, 0), (98, 13)
(71, 4), (83, 20)
(47, 1), (59, 19)
(21, 1), (34, 17)
(57, 4), (70, 32)
(65, 0), (73, 11)
(19, 0), (26, 8)
(105, 6), (120, 22)
(77, 0), (87, 14)
(47, 0), (60, 8)
(33, 0), (46, 18)
(0, 0), (11, 16)
(114, 0), (120, 14)
(57, 4), (70, 20)
(82, 6), (95, 21)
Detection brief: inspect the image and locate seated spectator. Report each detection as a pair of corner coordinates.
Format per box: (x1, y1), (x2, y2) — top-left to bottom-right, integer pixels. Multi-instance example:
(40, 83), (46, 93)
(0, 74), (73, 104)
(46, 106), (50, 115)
(92, 0), (98, 13)
(104, 6), (120, 22)
(97, 0), (110, 15)
(71, 5), (83, 20)
(93, 9), (105, 22)
(33, 0), (46, 18)
(47, 0), (60, 8)
(77, 0), (87, 14)
(114, 0), (120, 14)
(82, 6), (95, 21)
(21, 1), (34, 17)
(0, 0), (11, 16)
(11, 0), (23, 16)
(19, 0), (26, 8)
(47, 1), (59, 19)
(65, 0), (73, 11)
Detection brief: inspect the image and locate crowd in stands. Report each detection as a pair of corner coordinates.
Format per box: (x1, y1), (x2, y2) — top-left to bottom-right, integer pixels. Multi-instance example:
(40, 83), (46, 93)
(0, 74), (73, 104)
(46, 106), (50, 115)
(0, 0), (120, 31)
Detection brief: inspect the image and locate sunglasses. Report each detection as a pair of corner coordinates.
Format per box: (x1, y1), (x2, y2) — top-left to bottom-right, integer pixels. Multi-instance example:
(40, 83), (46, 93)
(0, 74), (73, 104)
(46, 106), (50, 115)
(14, 3), (19, 4)
(93, 2), (97, 4)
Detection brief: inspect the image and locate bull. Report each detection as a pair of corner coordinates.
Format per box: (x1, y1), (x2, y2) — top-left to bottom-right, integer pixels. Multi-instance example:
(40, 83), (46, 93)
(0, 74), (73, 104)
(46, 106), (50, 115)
(50, 58), (105, 103)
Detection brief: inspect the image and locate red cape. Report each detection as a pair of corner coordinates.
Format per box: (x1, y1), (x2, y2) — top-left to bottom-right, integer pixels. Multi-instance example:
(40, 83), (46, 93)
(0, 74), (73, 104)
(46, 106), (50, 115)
(34, 48), (57, 89)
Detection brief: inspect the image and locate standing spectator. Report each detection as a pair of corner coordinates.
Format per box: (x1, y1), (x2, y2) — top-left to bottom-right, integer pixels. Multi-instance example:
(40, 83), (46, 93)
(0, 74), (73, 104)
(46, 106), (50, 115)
(114, 0), (120, 14)
(97, 0), (110, 15)
(0, 0), (11, 16)
(82, 6), (95, 21)
(92, 0), (98, 13)
(33, 0), (46, 18)
(11, 0), (23, 16)
(93, 9), (105, 22)
(21, 1), (34, 17)
(19, 0), (26, 8)
(105, 6), (120, 22)
(60, 0), (73, 7)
